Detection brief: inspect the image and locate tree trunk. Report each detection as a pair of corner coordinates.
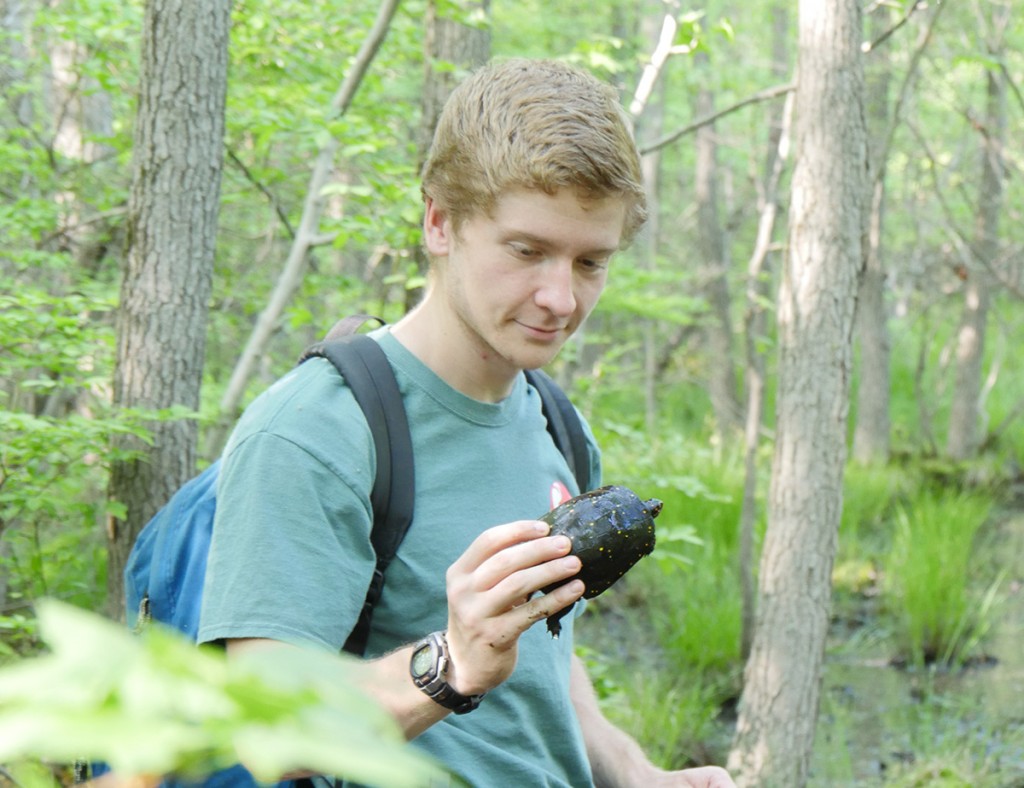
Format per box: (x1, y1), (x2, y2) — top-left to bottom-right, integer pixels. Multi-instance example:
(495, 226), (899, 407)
(728, 0), (867, 785)
(1, 0), (33, 130)
(947, 12), (1006, 460)
(417, 0), (491, 163)
(631, 0), (677, 432)
(738, 1), (792, 660)
(406, 0), (491, 311)
(851, 5), (894, 464)
(47, 26), (118, 280)
(636, 1), (673, 432)
(694, 51), (741, 435)
(106, 0), (231, 620)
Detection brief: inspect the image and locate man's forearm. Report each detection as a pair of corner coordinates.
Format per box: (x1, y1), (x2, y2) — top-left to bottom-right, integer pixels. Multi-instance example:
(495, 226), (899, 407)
(225, 638), (449, 741)
(570, 656), (737, 788)
(570, 655), (661, 787)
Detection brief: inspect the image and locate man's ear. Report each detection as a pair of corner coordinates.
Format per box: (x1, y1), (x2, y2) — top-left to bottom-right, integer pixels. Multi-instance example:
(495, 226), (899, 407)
(423, 197), (452, 256)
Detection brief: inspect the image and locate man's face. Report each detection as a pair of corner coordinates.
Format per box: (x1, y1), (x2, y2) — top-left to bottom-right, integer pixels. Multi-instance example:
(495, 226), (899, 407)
(424, 187), (627, 375)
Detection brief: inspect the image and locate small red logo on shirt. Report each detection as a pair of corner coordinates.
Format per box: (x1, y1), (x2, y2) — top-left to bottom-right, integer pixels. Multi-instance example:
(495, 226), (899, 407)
(549, 481), (572, 510)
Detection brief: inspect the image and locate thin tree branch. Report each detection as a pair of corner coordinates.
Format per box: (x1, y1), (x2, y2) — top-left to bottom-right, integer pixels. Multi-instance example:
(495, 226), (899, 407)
(629, 7), (684, 119)
(981, 395), (1024, 452)
(640, 81), (794, 156)
(212, 0), (402, 455)
(907, 123), (974, 283)
(225, 148), (296, 239)
(36, 206), (127, 249)
(906, 119), (1024, 301)
(871, 0), (947, 187)
(999, 60), (1024, 118)
(862, 0), (930, 54)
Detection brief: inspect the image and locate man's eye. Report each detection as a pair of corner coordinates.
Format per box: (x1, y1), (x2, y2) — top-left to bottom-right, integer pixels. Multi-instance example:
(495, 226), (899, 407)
(510, 244), (539, 258)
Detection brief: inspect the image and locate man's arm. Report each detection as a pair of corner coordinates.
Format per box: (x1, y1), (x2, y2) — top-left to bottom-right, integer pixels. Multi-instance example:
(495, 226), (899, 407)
(570, 656), (736, 788)
(226, 637), (449, 740)
(226, 519), (586, 742)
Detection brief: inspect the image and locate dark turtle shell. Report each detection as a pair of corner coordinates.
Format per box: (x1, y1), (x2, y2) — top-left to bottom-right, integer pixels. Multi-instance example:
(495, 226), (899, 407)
(539, 484), (661, 637)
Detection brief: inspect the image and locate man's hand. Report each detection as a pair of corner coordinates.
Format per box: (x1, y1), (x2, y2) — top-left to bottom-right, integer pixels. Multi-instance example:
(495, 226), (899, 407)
(443, 519), (585, 695)
(655, 765), (737, 787)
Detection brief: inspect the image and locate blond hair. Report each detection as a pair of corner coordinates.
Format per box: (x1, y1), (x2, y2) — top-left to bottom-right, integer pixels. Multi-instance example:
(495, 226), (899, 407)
(421, 58), (648, 246)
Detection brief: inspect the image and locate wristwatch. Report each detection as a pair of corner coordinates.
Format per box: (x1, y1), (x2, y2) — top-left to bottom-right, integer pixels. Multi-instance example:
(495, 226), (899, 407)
(409, 630), (484, 715)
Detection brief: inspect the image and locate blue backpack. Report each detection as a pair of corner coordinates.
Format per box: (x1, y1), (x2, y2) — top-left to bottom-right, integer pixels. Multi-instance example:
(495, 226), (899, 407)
(103, 319), (591, 787)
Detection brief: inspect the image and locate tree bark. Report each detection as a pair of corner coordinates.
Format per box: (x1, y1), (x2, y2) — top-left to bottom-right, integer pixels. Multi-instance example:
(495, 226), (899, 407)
(851, 5), (894, 464)
(1, 0), (33, 130)
(106, 0), (231, 620)
(405, 0), (491, 311)
(738, 1), (793, 661)
(694, 50), (741, 435)
(630, 0), (678, 432)
(728, 0), (867, 785)
(947, 7), (1007, 460)
(417, 0), (491, 163)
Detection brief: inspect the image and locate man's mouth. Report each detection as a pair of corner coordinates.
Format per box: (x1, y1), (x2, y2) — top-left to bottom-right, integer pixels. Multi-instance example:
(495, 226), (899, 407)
(517, 321), (566, 340)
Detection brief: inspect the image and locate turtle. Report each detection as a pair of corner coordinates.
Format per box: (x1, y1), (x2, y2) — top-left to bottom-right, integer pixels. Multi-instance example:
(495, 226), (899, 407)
(538, 485), (662, 637)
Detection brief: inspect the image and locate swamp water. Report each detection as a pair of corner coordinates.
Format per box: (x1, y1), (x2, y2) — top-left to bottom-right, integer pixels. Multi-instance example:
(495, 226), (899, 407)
(812, 512), (1024, 786)
(578, 510), (1024, 785)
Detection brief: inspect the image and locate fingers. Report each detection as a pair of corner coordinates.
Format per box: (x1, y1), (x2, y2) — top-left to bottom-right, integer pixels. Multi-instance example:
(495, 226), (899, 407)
(448, 521), (584, 619)
(443, 520), (588, 693)
(677, 766), (737, 788)
(515, 577), (585, 628)
(449, 519), (550, 575)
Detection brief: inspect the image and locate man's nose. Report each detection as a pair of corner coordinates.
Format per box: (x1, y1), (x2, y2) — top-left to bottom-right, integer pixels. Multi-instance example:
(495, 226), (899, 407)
(534, 260), (576, 317)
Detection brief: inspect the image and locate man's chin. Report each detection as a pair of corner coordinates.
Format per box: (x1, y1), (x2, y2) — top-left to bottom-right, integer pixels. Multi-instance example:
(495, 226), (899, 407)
(515, 345), (564, 372)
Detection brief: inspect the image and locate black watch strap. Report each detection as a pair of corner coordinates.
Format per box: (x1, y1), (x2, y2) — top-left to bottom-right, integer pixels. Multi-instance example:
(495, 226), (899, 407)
(409, 631), (484, 715)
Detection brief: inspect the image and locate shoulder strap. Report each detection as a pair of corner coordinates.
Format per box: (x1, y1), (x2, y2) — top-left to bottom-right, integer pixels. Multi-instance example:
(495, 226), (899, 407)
(525, 368), (592, 494)
(298, 317), (591, 655)
(299, 321), (414, 656)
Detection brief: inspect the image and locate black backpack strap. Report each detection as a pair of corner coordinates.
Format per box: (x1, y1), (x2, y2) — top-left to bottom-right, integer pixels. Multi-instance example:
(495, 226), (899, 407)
(322, 313), (385, 341)
(299, 328), (414, 657)
(525, 369), (592, 493)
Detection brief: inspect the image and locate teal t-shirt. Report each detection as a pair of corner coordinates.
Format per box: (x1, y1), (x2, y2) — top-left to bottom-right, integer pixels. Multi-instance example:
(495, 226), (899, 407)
(198, 329), (601, 787)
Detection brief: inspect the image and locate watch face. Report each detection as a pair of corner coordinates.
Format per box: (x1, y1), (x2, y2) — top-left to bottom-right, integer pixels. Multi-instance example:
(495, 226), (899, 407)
(411, 643), (434, 678)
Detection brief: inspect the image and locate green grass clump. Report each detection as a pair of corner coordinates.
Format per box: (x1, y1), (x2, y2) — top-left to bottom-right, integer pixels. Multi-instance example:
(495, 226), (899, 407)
(597, 668), (730, 770)
(883, 491), (996, 667)
(839, 462), (910, 555)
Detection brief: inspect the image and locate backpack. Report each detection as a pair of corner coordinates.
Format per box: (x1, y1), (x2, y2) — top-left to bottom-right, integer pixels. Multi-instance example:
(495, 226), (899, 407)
(123, 316), (592, 655)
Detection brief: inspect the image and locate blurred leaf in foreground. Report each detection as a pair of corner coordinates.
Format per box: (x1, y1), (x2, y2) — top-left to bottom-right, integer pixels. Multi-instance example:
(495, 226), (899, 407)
(0, 599), (443, 787)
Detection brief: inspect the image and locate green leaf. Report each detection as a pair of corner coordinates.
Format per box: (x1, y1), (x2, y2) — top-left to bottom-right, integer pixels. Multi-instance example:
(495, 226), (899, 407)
(0, 601), (443, 786)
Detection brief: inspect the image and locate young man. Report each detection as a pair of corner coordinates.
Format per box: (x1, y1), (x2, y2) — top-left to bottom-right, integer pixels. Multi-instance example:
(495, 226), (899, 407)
(198, 58), (735, 788)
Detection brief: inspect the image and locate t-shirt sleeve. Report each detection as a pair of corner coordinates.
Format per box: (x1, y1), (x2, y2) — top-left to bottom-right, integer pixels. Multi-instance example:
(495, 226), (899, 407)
(197, 429), (377, 652)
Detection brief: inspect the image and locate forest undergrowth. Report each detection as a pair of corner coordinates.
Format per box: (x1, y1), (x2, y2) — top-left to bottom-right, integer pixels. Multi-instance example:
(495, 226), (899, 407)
(575, 400), (1024, 787)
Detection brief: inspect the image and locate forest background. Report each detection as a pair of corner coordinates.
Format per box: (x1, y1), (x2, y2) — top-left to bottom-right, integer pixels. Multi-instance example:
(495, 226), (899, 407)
(1, 0), (1023, 786)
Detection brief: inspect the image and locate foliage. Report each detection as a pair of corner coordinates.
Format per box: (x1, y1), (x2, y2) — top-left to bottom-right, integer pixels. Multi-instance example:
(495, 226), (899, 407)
(832, 462), (911, 605)
(0, 287), (142, 636)
(884, 491), (996, 667)
(595, 666), (729, 770)
(0, 599), (440, 787)
(207, 0), (428, 403)
(577, 430), (746, 766)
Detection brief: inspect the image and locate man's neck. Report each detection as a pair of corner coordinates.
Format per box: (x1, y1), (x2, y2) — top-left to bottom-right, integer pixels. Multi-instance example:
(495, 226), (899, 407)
(390, 302), (518, 403)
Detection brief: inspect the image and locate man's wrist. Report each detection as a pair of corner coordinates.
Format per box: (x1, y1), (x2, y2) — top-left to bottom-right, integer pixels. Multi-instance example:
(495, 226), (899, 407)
(409, 630), (484, 715)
